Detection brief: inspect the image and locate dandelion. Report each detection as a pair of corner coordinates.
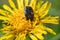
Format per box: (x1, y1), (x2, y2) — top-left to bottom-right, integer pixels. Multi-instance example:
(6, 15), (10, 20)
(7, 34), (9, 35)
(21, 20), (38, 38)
(0, 0), (59, 40)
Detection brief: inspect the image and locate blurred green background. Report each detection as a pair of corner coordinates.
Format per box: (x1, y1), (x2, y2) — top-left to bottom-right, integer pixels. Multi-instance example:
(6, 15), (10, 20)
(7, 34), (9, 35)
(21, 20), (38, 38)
(0, 0), (60, 40)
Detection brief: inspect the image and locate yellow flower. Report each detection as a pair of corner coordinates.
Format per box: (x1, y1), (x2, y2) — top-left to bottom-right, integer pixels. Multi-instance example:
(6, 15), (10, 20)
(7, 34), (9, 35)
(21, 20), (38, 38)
(0, 0), (59, 40)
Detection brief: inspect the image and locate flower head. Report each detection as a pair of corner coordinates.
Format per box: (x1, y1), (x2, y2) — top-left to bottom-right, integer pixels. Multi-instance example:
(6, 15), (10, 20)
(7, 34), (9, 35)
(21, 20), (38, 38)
(0, 0), (59, 40)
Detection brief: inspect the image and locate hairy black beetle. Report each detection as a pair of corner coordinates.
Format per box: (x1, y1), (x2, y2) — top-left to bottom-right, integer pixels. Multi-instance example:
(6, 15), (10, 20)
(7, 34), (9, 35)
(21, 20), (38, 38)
(24, 6), (34, 21)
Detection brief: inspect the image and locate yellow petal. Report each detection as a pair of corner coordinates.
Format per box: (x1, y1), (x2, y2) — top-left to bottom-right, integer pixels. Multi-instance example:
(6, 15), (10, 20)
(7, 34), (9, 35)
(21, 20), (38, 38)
(0, 9), (11, 17)
(36, 24), (56, 35)
(3, 4), (14, 13)
(15, 33), (26, 40)
(0, 9), (7, 16)
(38, 1), (51, 18)
(0, 34), (14, 40)
(34, 23), (46, 30)
(17, 0), (24, 10)
(0, 16), (9, 20)
(25, 0), (28, 6)
(39, 1), (48, 13)
(45, 27), (56, 35)
(8, 0), (16, 9)
(36, 1), (44, 11)
(29, 0), (36, 10)
(29, 34), (38, 40)
(31, 26), (47, 34)
(41, 16), (59, 24)
(34, 33), (44, 40)
(0, 26), (12, 32)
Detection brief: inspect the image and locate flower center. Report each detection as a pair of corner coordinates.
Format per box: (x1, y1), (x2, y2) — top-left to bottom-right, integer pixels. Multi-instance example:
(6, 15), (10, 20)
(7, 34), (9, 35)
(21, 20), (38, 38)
(9, 11), (33, 34)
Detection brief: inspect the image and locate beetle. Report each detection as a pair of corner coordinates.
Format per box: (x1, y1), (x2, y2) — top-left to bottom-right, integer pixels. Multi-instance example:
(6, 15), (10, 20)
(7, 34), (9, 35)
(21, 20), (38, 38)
(24, 6), (34, 21)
